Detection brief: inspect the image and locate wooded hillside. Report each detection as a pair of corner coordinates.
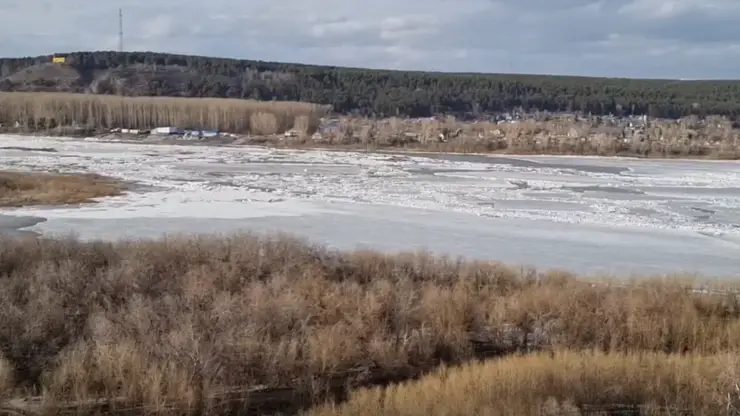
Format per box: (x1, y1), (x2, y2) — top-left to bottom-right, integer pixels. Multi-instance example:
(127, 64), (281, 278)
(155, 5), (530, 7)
(2, 51), (740, 119)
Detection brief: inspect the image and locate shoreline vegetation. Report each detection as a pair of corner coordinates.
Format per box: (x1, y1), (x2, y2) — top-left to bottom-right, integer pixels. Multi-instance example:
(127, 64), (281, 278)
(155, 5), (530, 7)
(0, 170), (126, 207)
(0, 234), (739, 414)
(2, 91), (740, 159)
(0, 91), (328, 137)
(311, 350), (740, 415)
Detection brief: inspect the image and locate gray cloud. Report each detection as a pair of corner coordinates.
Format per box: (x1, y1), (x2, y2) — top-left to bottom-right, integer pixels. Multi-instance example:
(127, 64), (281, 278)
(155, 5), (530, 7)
(1, 0), (739, 79)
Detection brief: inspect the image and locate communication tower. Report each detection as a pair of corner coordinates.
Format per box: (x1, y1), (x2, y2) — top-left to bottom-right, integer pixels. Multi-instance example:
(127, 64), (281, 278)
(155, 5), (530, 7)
(119, 8), (124, 52)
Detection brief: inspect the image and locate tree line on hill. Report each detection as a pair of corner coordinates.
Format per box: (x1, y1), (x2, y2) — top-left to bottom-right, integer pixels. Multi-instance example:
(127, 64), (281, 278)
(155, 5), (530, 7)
(2, 51), (740, 119)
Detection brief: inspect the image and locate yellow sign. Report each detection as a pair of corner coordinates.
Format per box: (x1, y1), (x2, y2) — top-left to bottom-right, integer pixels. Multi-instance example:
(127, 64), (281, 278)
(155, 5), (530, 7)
(52, 56), (66, 64)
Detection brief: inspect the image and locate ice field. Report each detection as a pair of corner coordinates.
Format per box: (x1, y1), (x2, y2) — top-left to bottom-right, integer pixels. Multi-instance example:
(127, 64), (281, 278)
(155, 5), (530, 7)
(1, 134), (739, 277)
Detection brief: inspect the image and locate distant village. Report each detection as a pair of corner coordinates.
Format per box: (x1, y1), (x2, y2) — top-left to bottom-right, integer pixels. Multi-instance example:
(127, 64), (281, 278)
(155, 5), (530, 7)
(75, 110), (731, 156)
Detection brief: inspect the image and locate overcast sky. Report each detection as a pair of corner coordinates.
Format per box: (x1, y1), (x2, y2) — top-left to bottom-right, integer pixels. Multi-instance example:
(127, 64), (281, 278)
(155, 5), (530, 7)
(1, 0), (739, 79)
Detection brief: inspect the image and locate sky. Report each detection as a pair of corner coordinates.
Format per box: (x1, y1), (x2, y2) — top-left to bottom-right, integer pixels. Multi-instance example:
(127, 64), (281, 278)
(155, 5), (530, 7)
(1, 0), (740, 79)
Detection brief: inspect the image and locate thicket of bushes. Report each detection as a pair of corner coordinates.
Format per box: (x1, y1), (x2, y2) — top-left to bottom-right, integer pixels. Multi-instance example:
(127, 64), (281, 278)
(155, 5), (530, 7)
(313, 115), (740, 159)
(0, 234), (738, 414)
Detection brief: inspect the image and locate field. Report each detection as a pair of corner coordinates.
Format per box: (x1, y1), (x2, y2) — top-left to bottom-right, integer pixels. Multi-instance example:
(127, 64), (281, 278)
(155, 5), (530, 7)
(0, 91), (328, 136)
(0, 170), (125, 207)
(1, 234), (740, 414)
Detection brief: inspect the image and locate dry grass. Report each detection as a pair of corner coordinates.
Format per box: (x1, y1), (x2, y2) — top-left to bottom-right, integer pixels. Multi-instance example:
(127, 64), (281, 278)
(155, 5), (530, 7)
(0, 92), (329, 135)
(0, 234), (739, 414)
(0, 170), (125, 207)
(313, 115), (740, 159)
(307, 350), (740, 416)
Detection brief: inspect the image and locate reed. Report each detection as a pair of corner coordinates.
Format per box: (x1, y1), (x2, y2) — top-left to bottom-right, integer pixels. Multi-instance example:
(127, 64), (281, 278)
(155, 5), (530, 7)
(307, 350), (740, 416)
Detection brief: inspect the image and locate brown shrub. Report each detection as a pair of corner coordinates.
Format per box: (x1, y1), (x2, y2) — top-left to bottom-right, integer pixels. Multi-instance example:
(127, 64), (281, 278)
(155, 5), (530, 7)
(0, 234), (738, 413)
(0, 170), (125, 207)
(0, 91), (328, 135)
(315, 116), (740, 159)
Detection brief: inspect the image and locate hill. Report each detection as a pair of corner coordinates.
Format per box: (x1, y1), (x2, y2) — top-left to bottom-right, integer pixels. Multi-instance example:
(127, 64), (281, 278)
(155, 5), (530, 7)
(2, 51), (740, 119)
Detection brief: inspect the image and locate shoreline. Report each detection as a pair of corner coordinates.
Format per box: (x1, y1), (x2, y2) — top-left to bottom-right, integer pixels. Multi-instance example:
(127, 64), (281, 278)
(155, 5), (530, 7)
(268, 143), (740, 163)
(6, 131), (739, 163)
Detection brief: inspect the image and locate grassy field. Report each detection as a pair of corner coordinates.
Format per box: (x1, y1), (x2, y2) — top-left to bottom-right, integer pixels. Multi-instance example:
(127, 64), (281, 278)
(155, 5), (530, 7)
(0, 170), (125, 207)
(0, 91), (328, 135)
(0, 234), (738, 414)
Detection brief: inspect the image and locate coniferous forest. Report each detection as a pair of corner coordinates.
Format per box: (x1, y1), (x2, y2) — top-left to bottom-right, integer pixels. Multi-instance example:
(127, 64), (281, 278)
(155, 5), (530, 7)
(1, 51), (740, 119)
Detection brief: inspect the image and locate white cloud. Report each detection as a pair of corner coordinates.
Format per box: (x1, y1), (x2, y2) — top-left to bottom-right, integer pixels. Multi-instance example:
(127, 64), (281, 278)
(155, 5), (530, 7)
(618, 0), (740, 19)
(1, 0), (740, 78)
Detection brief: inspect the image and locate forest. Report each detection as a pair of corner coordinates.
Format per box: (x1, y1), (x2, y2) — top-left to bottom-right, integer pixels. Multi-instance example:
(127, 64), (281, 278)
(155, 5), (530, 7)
(2, 51), (740, 119)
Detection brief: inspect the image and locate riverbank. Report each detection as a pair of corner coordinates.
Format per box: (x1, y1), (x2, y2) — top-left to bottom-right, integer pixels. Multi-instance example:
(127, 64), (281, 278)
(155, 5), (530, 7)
(18, 131), (737, 162)
(4, 114), (740, 161)
(0, 234), (738, 415)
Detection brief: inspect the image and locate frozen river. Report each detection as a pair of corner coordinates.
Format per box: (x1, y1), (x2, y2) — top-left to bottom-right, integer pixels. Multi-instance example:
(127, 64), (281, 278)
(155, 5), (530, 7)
(1, 135), (739, 277)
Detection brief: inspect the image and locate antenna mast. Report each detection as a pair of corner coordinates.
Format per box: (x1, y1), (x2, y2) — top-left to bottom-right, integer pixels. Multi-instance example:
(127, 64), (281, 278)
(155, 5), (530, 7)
(118, 8), (124, 52)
